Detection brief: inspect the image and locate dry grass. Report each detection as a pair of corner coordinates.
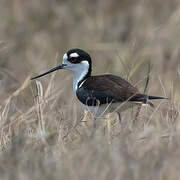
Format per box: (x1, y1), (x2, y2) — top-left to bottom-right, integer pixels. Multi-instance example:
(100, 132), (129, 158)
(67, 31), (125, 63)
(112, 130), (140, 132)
(0, 0), (180, 179)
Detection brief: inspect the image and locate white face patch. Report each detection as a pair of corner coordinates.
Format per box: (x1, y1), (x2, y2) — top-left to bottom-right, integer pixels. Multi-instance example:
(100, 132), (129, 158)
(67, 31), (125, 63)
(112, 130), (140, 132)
(63, 53), (68, 61)
(70, 52), (79, 58)
(62, 52), (89, 92)
(61, 59), (89, 92)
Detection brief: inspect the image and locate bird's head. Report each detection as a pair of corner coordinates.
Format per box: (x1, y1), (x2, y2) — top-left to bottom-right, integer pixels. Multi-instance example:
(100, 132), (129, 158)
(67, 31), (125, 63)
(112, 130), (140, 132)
(31, 48), (92, 80)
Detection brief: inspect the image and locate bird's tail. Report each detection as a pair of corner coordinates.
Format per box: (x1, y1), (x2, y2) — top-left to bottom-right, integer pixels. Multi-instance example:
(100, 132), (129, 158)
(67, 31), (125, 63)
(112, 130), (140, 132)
(148, 96), (168, 100)
(143, 95), (168, 108)
(131, 94), (168, 108)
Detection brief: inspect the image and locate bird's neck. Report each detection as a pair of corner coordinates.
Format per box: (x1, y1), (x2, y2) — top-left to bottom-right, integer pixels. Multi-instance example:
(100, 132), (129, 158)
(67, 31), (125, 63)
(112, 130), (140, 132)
(73, 64), (91, 92)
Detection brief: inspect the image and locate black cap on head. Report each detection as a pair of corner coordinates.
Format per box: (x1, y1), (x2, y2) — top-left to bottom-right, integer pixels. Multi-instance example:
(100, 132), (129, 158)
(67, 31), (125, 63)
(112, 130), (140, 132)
(66, 48), (91, 65)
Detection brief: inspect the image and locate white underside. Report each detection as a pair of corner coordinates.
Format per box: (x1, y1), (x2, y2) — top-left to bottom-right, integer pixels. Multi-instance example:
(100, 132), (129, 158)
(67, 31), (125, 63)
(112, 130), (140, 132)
(83, 101), (143, 117)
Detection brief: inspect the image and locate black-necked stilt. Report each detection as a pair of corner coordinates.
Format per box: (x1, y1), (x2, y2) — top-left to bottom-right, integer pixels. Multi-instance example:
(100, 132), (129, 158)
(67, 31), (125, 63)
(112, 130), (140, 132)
(31, 48), (167, 126)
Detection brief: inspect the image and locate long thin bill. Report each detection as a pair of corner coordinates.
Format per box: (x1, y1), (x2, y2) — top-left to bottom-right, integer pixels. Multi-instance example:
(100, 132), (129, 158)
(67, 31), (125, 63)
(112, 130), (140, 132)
(31, 64), (66, 80)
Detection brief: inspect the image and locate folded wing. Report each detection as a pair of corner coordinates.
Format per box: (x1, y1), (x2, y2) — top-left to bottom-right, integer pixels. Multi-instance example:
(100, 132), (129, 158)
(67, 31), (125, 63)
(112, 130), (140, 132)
(76, 74), (147, 106)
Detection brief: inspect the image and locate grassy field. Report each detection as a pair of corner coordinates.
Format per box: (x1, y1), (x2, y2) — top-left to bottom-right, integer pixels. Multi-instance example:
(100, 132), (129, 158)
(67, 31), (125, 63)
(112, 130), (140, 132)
(0, 0), (180, 179)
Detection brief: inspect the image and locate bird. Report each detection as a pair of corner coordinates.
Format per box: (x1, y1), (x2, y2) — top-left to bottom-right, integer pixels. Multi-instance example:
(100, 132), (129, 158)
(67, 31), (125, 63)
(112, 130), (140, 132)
(31, 48), (167, 127)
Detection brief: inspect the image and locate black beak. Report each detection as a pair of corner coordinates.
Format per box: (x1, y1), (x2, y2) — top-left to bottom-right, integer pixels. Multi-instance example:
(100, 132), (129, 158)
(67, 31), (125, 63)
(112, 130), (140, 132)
(31, 64), (67, 80)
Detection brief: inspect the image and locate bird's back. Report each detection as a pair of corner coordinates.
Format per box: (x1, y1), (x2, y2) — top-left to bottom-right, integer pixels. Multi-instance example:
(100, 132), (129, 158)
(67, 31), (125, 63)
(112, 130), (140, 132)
(76, 74), (142, 106)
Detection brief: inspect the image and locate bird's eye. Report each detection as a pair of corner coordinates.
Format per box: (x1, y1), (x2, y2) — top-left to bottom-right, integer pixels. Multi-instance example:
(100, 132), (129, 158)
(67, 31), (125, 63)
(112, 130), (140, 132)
(69, 57), (77, 63)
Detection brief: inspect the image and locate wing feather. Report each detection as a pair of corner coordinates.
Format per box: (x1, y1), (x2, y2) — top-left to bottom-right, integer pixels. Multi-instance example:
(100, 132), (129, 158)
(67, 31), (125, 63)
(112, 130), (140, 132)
(83, 75), (139, 99)
(76, 74), (145, 106)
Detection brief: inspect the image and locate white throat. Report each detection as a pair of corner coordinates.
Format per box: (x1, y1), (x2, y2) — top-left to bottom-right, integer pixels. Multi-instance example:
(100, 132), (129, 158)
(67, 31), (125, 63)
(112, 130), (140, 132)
(62, 53), (90, 92)
(72, 61), (89, 92)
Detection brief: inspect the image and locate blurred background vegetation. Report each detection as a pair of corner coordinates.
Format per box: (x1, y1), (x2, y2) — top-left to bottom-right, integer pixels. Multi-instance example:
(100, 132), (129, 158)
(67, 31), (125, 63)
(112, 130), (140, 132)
(0, 0), (180, 179)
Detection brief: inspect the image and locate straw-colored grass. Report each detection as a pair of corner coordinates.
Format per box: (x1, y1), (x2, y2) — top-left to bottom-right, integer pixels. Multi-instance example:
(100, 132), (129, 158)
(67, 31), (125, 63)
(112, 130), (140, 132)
(0, 0), (180, 179)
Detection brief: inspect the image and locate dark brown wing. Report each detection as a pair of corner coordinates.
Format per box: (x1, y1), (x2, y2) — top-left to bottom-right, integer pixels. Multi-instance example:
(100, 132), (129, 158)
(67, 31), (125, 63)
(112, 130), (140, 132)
(76, 74), (146, 106)
(83, 74), (139, 99)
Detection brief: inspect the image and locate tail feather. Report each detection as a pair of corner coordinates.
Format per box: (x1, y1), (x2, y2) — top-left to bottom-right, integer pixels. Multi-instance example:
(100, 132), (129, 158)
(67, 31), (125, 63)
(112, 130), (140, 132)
(147, 96), (167, 108)
(148, 96), (168, 100)
(130, 94), (168, 108)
